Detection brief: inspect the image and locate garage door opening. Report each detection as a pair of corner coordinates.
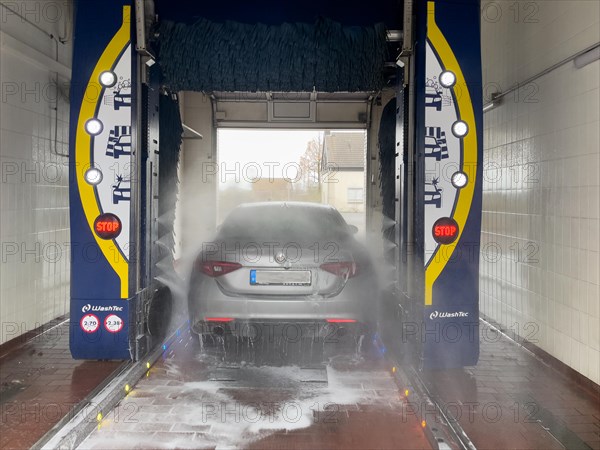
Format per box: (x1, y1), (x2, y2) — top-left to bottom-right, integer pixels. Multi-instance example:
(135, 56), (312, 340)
(217, 129), (367, 239)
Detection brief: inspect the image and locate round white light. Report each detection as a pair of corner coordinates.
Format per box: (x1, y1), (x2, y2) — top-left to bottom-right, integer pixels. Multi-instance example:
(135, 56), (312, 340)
(439, 71), (456, 88)
(84, 167), (103, 185)
(85, 119), (103, 136)
(452, 121), (469, 138)
(99, 71), (117, 87)
(451, 171), (468, 188)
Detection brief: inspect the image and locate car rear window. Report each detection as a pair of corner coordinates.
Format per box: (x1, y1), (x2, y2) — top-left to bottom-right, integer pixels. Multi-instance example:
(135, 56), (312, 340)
(219, 205), (347, 242)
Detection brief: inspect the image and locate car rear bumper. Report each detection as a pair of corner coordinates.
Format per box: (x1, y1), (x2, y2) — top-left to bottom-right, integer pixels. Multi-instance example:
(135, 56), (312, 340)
(188, 273), (378, 338)
(189, 293), (374, 328)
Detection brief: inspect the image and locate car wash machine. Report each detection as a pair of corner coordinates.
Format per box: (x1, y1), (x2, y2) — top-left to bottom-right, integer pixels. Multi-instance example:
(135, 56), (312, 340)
(68, 0), (484, 369)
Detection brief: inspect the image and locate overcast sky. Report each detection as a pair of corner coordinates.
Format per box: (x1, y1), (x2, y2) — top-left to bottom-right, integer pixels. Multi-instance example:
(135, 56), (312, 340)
(217, 129), (323, 187)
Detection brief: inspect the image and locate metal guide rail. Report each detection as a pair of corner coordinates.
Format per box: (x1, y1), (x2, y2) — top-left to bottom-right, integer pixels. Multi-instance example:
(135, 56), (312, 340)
(36, 324), (187, 450)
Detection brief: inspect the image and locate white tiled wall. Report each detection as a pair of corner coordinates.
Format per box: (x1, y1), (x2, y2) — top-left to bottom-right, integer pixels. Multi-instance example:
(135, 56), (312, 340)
(178, 92), (216, 253)
(480, 1), (600, 384)
(0, 1), (73, 344)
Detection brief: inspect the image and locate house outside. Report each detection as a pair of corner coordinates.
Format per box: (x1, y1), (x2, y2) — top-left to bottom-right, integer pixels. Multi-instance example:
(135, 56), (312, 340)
(321, 131), (366, 213)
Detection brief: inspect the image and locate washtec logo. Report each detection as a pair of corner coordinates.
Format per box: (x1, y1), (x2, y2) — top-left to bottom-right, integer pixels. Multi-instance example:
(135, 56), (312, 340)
(82, 304), (124, 313)
(429, 310), (469, 320)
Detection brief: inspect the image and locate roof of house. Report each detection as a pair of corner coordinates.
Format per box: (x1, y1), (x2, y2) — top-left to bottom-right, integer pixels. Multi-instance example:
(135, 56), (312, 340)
(322, 132), (365, 170)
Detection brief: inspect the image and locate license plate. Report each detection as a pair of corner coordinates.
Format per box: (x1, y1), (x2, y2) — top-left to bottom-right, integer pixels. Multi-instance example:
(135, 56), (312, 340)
(250, 270), (311, 286)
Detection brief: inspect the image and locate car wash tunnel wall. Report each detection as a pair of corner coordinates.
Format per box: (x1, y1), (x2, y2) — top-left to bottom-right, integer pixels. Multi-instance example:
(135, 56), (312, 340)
(65, 0), (483, 369)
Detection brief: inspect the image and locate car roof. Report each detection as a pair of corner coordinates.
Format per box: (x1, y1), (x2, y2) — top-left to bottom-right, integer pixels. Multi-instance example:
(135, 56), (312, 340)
(233, 201), (337, 212)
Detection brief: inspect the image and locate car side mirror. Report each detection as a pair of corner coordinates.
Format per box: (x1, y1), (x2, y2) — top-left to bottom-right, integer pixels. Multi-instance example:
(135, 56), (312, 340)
(347, 225), (359, 234)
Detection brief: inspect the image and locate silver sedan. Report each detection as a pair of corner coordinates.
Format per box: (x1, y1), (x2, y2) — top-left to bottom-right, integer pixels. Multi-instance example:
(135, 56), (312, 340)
(187, 202), (378, 343)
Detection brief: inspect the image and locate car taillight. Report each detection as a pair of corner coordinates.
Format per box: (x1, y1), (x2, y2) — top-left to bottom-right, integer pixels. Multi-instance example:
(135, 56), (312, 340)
(320, 261), (358, 278)
(198, 260), (242, 277)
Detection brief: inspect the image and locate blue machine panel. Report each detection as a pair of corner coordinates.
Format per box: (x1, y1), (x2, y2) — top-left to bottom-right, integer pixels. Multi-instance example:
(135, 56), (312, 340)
(417, 0), (484, 368)
(69, 1), (134, 360)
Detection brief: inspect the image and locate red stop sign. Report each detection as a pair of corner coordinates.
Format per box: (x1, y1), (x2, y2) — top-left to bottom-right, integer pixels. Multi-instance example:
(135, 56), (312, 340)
(432, 217), (459, 244)
(94, 213), (122, 239)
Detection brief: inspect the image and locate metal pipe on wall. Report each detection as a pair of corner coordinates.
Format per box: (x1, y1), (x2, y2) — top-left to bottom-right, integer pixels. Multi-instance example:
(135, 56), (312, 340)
(0, 3), (56, 41)
(483, 42), (600, 111)
(0, 3), (71, 158)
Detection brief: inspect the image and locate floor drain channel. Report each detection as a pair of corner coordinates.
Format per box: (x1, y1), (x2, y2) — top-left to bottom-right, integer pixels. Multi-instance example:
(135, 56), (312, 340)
(300, 366), (328, 384)
(209, 368), (239, 382)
